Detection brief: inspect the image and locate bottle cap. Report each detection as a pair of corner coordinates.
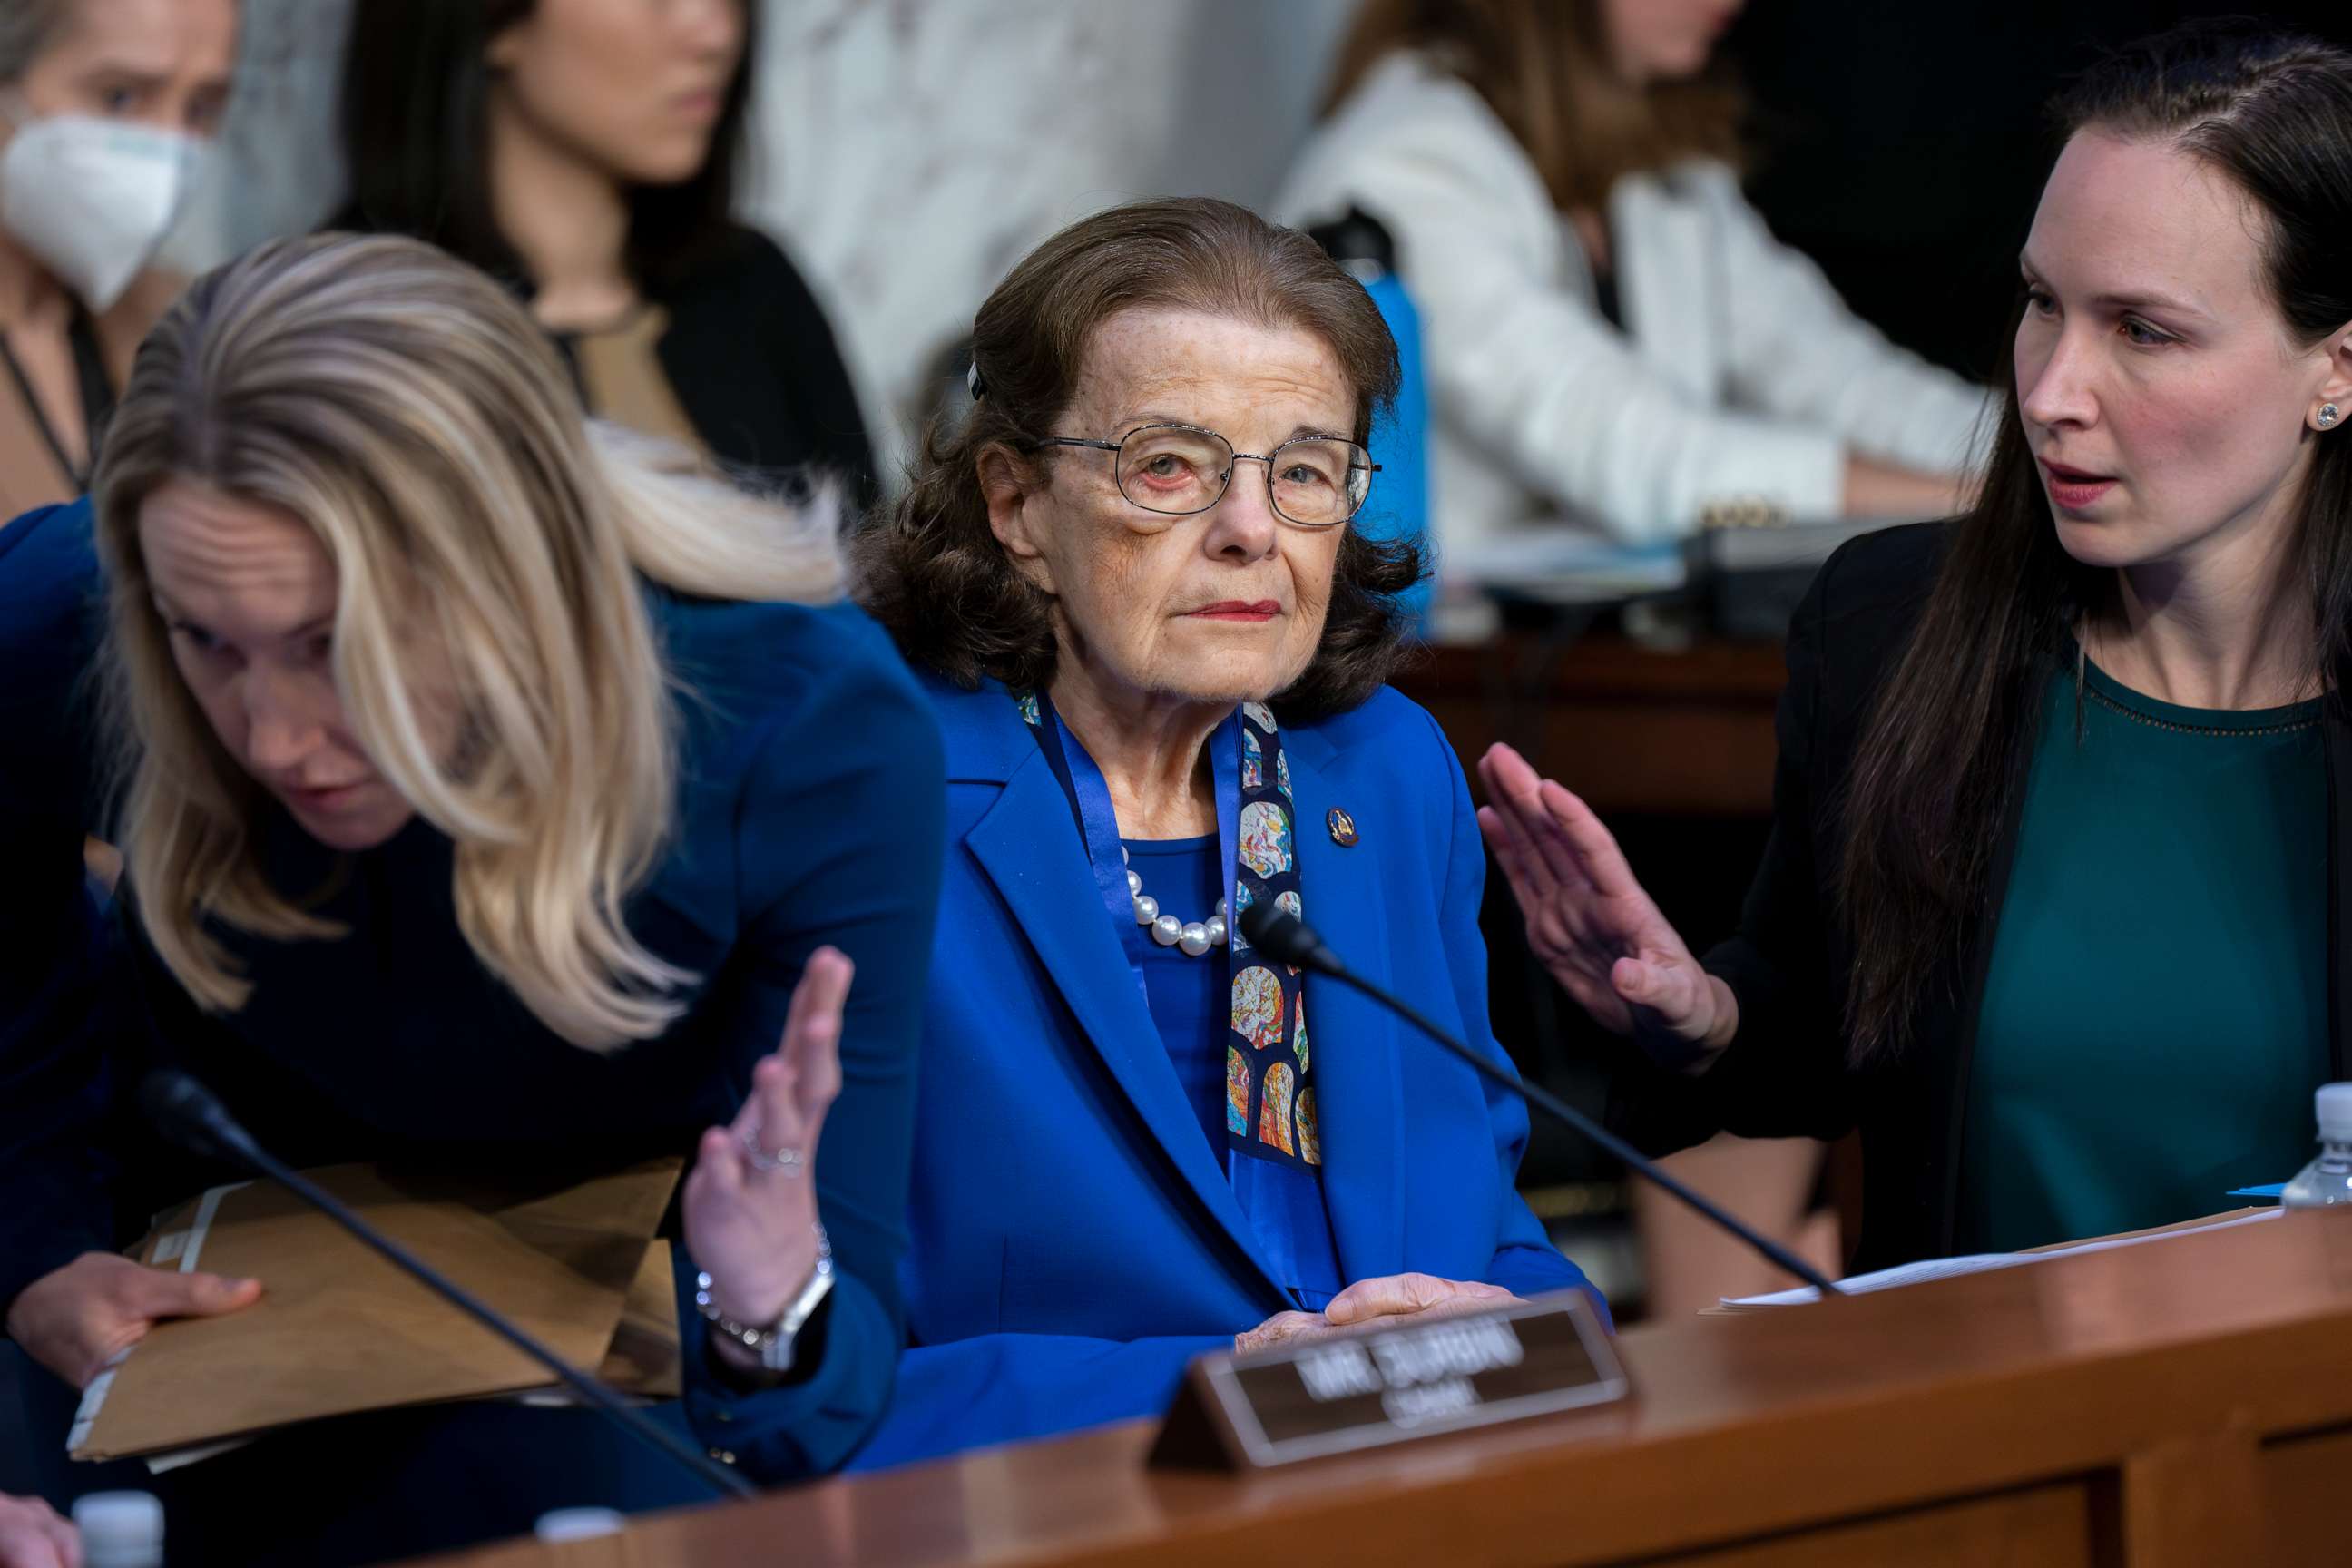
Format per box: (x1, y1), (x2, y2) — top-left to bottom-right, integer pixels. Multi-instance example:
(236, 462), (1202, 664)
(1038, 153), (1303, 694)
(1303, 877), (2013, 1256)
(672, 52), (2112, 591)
(73, 1492), (164, 1568)
(2318, 1083), (2352, 1142)
(535, 1508), (626, 1543)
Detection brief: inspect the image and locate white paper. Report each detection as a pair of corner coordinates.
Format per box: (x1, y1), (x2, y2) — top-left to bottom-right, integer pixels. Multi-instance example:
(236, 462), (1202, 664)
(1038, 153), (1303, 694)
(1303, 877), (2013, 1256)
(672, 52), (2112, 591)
(144, 1436), (255, 1474)
(1723, 1208), (2283, 1308)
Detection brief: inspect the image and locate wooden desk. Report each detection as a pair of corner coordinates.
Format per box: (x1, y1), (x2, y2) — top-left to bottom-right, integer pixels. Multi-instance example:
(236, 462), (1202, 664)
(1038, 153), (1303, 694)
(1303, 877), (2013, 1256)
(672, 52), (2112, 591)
(418, 1210), (2352, 1568)
(1395, 636), (1787, 818)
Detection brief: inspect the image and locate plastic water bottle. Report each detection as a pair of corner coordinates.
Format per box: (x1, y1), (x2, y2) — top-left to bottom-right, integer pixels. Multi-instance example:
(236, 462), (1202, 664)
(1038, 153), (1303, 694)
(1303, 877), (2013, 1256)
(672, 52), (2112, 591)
(2281, 1083), (2352, 1208)
(73, 1492), (164, 1568)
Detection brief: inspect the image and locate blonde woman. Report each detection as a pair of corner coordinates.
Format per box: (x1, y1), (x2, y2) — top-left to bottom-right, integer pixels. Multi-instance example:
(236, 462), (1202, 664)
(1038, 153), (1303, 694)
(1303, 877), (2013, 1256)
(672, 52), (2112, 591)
(0, 234), (941, 1560)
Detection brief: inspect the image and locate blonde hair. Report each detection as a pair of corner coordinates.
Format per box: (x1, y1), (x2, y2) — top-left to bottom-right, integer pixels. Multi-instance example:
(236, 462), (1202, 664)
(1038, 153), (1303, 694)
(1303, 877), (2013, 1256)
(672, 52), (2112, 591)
(1326, 0), (1745, 211)
(93, 232), (843, 1050)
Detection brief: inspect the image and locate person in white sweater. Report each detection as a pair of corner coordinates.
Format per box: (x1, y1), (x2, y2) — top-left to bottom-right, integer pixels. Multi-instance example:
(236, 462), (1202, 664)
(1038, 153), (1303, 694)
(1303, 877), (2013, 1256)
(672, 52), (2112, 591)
(1279, 0), (1992, 562)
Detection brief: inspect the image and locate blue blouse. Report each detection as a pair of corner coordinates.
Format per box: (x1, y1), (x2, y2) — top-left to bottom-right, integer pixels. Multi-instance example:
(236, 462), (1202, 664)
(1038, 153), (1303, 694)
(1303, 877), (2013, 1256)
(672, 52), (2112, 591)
(1122, 832), (1345, 1308)
(0, 501), (944, 1540)
(1121, 834), (1229, 1155)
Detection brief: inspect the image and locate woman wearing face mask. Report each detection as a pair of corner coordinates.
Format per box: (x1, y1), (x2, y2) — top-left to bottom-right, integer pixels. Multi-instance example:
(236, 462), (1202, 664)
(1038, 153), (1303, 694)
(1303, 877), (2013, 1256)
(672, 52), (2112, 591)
(1485, 23), (2352, 1268)
(1279, 0), (1986, 555)
(0, 0), (233, 521)
(335, 0), (876, 508)
(0, 235), (940, 1562)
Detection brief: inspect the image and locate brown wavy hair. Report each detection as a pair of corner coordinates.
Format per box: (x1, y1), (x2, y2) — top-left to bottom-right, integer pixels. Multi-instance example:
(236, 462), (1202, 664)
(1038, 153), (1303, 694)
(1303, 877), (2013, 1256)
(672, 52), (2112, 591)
(854, 197), (1423, 719)
(1326, 0), (1745, 212)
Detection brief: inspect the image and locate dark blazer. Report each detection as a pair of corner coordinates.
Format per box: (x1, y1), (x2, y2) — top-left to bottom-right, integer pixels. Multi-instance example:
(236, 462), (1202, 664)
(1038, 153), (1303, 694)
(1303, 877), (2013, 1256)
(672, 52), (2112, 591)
(850, 673), (1604, 1471)
(1613, 521), (2352, 1272)
(0, 501), (943, 1522)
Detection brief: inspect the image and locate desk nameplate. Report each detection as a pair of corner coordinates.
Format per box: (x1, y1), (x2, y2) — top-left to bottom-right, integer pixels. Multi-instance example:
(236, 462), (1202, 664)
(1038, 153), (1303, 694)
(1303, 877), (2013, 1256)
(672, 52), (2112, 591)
(1151, 1290), (1628, 1471)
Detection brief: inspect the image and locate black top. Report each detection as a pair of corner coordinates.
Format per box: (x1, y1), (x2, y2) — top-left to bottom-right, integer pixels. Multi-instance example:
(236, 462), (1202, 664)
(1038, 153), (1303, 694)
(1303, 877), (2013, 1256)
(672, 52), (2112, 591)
(1609, 521), (2352, 1270)
(620, 224), (877, 513)
(325, 214), (877, 513)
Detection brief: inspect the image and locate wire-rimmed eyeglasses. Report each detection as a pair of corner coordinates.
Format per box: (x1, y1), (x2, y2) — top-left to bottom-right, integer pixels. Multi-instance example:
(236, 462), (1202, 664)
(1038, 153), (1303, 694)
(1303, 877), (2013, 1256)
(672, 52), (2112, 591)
(1032, 423), (1377, 529)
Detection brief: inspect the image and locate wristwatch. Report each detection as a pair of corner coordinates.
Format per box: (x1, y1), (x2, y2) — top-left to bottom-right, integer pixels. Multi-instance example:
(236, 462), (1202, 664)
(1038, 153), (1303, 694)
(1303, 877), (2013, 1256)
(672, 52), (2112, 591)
(694, 1223), (834, 1375)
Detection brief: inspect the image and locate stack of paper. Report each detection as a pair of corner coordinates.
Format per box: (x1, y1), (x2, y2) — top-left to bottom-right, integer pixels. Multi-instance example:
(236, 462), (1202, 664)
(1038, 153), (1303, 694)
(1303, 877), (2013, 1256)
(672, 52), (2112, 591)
(69, 1159), (683, 1464)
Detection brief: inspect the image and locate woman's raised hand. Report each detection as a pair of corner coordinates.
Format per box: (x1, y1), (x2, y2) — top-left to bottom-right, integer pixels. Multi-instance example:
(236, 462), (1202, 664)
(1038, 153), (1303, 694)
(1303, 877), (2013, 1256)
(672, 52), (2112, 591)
(1475, 744), (1737, 1068)
(682, 947), (852, 1336)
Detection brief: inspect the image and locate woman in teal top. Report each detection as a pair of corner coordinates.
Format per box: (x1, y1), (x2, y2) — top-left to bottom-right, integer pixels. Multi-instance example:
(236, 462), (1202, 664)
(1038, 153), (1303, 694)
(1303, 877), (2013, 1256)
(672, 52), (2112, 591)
(1965, 660), (2330, 1251)
(1467, 24), (2352, 1271)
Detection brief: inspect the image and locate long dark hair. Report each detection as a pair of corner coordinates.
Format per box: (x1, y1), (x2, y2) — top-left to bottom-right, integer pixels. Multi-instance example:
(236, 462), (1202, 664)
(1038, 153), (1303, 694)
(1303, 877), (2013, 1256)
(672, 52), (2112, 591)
(852, 197), (1423, 720)
(335, 0), (758, 298)
(1840, 23), (2352, 1060)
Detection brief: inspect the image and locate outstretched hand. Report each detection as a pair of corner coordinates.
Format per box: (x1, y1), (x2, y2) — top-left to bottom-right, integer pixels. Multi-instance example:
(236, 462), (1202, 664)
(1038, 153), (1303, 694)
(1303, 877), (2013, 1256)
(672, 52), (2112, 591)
(1475, 744), (1736, 1068)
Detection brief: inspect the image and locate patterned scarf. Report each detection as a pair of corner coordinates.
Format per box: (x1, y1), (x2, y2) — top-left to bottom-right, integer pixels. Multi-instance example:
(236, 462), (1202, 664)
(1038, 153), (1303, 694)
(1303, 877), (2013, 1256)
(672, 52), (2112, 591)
(1226, 701), (1319, 1169)
(1018, 692), (1321, 1172)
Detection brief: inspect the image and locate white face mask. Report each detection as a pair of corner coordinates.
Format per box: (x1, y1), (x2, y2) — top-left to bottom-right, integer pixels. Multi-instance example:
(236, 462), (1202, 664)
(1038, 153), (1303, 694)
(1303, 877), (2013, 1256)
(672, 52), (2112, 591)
(0, 105), (209, 310)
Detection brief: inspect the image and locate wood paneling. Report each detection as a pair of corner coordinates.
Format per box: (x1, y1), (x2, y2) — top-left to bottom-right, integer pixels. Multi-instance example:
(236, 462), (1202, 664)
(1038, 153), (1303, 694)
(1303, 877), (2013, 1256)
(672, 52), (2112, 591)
(413, 1210), (2352, 1568)
(2259, 1426), (2352, 1568)
(1643, 1483), (2095, 1568)
(1394, 637), (1785, 817)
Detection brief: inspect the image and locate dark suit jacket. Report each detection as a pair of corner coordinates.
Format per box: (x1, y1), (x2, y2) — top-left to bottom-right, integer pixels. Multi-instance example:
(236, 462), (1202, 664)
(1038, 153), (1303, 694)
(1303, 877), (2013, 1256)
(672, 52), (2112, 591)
(1614, 521), (2352, 1271)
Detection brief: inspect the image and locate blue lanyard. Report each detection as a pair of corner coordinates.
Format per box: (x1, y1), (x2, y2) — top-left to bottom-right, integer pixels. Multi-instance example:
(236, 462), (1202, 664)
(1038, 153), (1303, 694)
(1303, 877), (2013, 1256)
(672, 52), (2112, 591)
(1034, 697), (1241, 1006)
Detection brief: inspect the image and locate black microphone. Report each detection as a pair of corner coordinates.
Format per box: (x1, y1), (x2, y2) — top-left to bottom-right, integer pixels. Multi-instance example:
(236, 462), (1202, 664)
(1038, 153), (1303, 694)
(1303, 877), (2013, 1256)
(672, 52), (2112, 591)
(139, 1070), (756, 1499)
(1238, 907), (1843, 1298)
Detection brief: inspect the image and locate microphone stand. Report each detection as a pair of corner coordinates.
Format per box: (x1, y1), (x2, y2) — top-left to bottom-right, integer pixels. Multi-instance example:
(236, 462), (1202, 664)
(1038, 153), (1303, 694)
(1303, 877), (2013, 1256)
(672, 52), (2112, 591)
(1240, 911), (1844, 1298)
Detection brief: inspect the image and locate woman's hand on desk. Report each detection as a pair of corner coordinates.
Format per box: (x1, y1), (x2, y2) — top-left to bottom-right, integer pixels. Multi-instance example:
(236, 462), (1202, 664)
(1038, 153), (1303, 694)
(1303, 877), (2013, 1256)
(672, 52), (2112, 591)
(1233, 1275), (1519, 1355)
(684, 946), (851, 1332)
(1476, 744), (1738, 1071)
(4, 1252), (261, 1390)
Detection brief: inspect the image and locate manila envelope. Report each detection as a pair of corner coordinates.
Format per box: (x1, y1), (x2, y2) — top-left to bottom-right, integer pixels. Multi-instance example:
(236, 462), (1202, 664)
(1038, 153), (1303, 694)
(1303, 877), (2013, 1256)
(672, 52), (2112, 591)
(595, 1238), (682, 1399)
(72, 1157), (682, 1461)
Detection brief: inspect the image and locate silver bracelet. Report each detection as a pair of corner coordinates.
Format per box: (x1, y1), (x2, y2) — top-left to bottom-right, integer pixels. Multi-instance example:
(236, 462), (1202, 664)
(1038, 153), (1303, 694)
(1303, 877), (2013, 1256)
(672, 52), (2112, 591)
(694, 1223), (834, 1375)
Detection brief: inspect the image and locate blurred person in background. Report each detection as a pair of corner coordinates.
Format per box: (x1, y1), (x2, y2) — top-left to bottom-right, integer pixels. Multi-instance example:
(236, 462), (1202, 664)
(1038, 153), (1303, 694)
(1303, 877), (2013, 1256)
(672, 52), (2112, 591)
(337, 0), (876, 508)
(1279, 0), (1986, 558)
(0, 0), (235, 521)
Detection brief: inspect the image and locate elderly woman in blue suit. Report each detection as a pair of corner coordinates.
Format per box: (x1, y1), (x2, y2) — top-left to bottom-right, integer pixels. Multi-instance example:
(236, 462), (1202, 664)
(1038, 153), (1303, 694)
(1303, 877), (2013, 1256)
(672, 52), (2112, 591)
(850, 196), (1604, 1468)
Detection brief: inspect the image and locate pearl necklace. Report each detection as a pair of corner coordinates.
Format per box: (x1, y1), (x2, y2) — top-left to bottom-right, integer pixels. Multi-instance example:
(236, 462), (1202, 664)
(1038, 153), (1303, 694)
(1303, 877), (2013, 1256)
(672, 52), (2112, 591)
(1122, 846), (1230, 958)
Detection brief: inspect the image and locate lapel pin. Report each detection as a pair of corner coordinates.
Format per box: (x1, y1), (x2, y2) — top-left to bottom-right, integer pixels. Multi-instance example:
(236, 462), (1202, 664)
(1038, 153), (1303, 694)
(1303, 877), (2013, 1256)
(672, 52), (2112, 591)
(1327, 807), (1359, 848)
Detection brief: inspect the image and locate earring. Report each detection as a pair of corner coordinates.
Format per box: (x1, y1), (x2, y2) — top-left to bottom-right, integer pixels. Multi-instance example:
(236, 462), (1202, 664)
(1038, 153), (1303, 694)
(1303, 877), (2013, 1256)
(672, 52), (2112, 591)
(2321, 404), (2342, 429)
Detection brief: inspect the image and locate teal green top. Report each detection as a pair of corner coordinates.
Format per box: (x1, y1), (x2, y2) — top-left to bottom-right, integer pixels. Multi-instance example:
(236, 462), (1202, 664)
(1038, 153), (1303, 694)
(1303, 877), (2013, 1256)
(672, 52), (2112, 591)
(1961, 655), (2329, 1253)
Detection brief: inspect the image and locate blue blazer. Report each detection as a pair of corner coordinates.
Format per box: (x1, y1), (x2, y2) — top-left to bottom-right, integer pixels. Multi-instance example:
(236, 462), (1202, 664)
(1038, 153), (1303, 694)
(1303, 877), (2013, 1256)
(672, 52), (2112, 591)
(853, 673), (1603, 1469)
(0, 501), (943, 1534)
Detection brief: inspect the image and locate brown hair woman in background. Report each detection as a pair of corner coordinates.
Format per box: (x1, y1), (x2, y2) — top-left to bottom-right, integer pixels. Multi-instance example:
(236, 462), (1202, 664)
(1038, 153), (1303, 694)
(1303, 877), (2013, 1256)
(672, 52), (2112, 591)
(336, 0), (877, 508)
(1281, 0), (1985, 558)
